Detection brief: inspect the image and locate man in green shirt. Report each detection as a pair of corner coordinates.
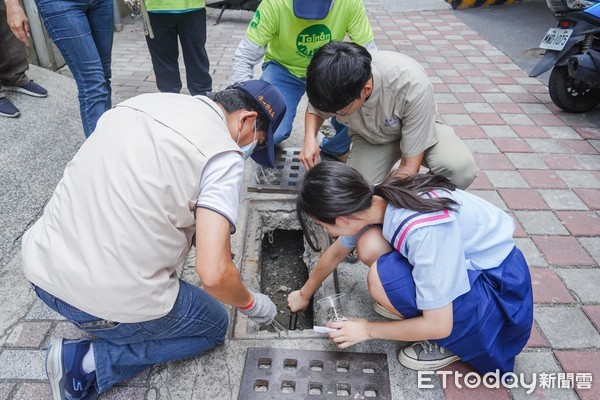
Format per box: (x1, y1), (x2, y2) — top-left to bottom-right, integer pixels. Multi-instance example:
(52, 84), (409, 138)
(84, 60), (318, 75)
(232, 0), (376, 158)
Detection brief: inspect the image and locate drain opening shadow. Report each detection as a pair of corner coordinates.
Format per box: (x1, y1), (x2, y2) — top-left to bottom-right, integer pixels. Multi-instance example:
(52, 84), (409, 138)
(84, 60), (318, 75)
(260, 229), (313, 331)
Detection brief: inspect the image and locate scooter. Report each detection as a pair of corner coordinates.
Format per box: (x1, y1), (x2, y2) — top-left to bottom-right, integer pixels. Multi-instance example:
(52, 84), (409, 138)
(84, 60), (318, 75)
(206, 0), (261, 25)
(530, 0), (600, 113)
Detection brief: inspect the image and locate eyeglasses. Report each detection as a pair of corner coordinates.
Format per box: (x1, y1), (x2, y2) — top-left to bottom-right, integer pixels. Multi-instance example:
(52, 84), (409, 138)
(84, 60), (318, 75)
(333, 99), (357, 117)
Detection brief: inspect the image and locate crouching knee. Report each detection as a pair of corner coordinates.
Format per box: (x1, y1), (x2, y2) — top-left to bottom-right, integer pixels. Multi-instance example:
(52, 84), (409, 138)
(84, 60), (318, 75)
(356, 227), (393, 266)
(451, 158), (478, 190)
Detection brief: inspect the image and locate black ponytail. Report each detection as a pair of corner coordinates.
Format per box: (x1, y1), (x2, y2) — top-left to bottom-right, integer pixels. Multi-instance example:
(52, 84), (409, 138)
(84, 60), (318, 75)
(297, 163), (459, 250)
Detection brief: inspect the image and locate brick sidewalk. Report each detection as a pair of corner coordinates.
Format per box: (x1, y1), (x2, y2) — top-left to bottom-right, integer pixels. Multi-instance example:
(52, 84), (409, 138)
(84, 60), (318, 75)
(0, 4), (598, 400)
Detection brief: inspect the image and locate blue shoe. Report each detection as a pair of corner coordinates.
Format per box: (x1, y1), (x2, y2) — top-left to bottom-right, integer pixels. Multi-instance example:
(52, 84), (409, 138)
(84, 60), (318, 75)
(0, 97), (20, 118)
(5, 80), (48, 97)
(46, 337), (98, 400)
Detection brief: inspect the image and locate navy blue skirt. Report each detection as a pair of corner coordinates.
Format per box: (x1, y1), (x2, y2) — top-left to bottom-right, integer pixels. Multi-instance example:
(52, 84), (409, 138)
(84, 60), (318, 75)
(377, 246), (533, 373)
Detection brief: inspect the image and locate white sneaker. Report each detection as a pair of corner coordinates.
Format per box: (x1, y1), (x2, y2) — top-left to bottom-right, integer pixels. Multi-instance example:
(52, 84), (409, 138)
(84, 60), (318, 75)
(373, 301), (403, 320)
(398, 340), (460, 371)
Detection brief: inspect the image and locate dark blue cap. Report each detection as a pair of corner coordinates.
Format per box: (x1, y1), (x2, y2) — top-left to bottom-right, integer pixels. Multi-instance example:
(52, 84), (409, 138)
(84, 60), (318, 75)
(229, 80), (286, 168)
(293, 0), (333, 20)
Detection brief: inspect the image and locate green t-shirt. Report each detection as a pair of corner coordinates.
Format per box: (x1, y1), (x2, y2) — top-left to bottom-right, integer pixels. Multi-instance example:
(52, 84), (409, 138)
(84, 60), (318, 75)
(245, 0), (374, 78)
(145, 0), (205, 12)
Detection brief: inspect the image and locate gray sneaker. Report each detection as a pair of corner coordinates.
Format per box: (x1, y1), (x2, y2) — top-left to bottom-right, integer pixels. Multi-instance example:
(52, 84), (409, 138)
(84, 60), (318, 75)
(398, 340), (460, 370)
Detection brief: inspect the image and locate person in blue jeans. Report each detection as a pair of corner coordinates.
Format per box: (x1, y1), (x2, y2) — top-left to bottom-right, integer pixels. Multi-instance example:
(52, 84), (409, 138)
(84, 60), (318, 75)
(22, 81), (284, 399)
(33, 0), (113, 137)
(232, 0), (376, 158)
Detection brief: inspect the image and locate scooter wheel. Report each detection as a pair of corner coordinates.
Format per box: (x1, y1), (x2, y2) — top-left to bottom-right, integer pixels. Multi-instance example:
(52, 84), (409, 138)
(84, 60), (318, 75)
(548, 65), (600, 113)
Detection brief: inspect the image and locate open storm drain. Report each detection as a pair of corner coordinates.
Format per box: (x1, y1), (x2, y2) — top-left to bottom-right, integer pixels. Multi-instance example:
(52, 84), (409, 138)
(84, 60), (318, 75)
(248, 148), (305, 193)
(238, 347), (391, 399)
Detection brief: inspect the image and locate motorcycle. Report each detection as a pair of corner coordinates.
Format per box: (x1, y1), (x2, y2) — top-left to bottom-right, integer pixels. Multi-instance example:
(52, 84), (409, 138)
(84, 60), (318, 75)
(530, 0), (600, 113)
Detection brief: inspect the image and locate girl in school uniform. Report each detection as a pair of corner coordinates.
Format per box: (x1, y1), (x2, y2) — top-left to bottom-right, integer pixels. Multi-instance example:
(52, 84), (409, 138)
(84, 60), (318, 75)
(288, 162), (533, 373)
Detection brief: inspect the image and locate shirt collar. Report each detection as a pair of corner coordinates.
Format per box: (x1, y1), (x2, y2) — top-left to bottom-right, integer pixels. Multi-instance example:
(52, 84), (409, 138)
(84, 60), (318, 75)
(361, 64), (381, 110)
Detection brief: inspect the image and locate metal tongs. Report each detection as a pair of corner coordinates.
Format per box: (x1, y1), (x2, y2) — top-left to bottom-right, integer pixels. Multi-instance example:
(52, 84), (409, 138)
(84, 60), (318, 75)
(270, 318), (289, 338)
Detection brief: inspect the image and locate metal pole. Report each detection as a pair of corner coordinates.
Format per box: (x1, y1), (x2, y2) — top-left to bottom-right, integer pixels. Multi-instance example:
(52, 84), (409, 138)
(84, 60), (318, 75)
(22, 0), (52, 69)
(113, 0), (123, 31)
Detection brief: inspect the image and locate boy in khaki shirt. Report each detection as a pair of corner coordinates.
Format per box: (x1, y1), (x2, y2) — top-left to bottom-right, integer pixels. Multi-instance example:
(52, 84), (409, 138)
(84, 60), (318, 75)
(300, 41), (477, 189)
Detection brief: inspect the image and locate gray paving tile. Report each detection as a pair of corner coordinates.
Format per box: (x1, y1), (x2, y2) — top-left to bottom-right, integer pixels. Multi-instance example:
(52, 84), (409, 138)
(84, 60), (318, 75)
(0, 383), (15, 399)
(485, 171), (530, 188)
(25, 299), (65, 321)
(481, 125), (517, 138)
(465, 76), (492, 84)
(0, 350), (46, 379)
(538, 190), (589, 211)
(506, 153), (547, 170)
(535, 306), (600, 349)
(514, 211), (569, 235)
(518, 103), (553, 114)
(463, 139), (500, 154)
(12, 383), (52, 400)
(4, 322), (52, 348)
(442, 114), (476, 126)
(0, 255), (38, 347)
(556, 269), (600, 303)
(511, 351), (577, 400)
(51, 321), (92, 341)
(542, 127), (581, 140)
(499, 85), (528, 94)
(501, 114), (534, 125)
(524, 139), (567, 154)
(464, 103), (495, 113)
(467, 190), (507, 211)
(575, 155), (600, 171)
(98, 386), (148, 400)
(448, 83), (475, 93)
(579, 237), (600, 265)
(555, 171), (600, 189)
(434, 93), (459, 103)
(481, 93), (512, 103)
(515, 238), (548, 267)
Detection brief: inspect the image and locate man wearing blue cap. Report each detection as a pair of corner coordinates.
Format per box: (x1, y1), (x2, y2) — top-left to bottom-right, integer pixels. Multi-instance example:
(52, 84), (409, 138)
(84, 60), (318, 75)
(21, 80), (285, 399)
(232, 0), (376, 159)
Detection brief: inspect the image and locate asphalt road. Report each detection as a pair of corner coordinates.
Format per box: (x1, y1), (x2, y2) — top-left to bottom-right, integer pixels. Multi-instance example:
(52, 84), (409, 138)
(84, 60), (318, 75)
(456, 0), (556, 83)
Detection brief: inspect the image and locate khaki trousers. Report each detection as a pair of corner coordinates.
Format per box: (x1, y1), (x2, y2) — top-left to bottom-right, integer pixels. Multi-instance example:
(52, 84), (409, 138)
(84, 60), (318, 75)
(347, 122), (477, 189)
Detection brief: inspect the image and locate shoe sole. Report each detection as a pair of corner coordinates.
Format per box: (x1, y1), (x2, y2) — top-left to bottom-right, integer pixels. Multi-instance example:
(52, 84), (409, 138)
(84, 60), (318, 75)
(0, 111), (20, 118)
(397, 350), (460, 371)
(4, 85), (48, 98)
(46, 337), (65, 400)
(373, 301), (403, 320)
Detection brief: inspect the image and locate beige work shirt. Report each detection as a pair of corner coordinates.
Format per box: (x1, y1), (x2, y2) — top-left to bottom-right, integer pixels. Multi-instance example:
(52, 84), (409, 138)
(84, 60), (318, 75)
(308, 50), (440, 157)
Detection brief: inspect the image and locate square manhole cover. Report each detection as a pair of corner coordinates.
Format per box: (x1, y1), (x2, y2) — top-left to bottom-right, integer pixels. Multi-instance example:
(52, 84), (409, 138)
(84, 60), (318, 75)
(248, 148), (304, 193)
(238, 347), (391, 399)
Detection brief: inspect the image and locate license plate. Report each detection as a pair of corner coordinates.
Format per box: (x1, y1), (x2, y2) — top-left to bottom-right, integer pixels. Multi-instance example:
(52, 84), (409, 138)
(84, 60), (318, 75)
(539, 28), (573, 51)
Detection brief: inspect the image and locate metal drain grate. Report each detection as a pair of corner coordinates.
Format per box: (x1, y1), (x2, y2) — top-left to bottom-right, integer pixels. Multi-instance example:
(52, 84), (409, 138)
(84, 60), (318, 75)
(238, 347), (391, 399)
(248, 148), (305, 193)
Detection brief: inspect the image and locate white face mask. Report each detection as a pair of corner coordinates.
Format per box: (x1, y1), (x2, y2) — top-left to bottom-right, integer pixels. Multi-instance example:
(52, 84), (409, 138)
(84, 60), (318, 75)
(238, 120), (258, 160)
